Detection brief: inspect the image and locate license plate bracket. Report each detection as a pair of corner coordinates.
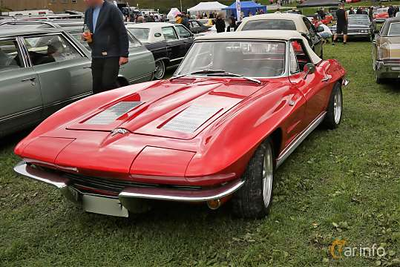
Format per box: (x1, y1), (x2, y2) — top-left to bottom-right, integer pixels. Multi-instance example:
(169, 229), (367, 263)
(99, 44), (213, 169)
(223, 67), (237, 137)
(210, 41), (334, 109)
(82, 194), (129, 217)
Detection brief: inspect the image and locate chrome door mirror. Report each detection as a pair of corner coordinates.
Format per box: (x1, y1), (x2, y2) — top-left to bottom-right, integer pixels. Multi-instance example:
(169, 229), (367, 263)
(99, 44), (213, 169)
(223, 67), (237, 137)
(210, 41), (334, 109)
(303, 63), (316, 79)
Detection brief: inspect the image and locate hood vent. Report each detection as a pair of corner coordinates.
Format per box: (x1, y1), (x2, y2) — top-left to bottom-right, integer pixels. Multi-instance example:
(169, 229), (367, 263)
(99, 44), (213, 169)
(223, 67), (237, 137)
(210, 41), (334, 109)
(85, 101), (142, 125)
(162, 105), (221, 133)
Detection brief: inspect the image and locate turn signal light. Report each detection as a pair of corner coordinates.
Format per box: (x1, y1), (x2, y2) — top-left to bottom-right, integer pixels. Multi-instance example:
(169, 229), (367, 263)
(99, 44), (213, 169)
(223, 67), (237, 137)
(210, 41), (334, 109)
(207, 199), (221, 210)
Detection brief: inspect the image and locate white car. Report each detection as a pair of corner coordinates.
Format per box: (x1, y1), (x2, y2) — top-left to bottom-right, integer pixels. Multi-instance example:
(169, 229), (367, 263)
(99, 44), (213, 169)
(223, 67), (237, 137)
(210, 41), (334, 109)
(236, 13), (324, 58)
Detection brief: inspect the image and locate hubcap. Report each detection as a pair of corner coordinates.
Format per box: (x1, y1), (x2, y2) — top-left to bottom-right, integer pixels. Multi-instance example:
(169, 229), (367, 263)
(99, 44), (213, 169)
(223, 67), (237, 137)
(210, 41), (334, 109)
(262, 144), (274, 208)
(154, 61), (165, 79)
(333, 89), (342, 124)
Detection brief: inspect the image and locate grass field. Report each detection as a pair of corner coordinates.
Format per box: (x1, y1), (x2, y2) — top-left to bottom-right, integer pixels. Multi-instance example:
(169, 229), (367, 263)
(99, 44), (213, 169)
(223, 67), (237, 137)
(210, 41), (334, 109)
(1, 41), (400, 266)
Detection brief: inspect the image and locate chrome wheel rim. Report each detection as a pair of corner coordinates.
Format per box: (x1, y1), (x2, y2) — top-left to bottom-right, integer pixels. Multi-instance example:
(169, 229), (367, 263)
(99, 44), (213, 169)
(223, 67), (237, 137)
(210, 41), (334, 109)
(154, 61), (165, 79)
(262, 144), (274, 208)
(333, 89), (342, 124)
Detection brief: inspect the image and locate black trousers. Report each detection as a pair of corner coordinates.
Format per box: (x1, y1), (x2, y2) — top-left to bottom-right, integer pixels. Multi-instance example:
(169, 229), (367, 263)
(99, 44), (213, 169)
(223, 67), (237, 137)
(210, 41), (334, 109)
(91, 57), (120, 94)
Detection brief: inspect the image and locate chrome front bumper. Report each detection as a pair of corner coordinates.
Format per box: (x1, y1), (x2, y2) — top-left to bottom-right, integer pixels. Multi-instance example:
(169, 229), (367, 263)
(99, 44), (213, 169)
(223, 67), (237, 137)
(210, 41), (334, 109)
(14, 161), (244, 217)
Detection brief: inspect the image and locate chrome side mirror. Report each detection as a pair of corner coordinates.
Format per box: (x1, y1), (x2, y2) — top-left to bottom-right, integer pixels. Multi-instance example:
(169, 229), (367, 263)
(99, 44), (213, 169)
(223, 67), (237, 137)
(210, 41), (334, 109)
(303, 63), (316, 79)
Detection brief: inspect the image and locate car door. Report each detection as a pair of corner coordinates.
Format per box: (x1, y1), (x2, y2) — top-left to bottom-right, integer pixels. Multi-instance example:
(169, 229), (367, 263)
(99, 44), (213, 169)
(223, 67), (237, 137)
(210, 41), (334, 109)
(175, 24), (195, 54)
(302, 17), (323, 57)
(23, 33), (92, 118)
(121, 34), (155, 84)
(162, 26), (186, 65)
(0, 37), (42, 136)
(288, 40), (332, 126)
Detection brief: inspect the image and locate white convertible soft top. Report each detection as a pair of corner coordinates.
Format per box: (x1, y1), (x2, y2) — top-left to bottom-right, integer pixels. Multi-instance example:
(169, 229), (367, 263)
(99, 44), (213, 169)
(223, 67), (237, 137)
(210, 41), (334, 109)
(196, 30), (322, 65)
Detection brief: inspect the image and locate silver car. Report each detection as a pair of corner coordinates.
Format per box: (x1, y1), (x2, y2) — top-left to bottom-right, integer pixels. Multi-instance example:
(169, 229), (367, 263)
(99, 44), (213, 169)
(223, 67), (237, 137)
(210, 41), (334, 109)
(0, 23), (154, 138)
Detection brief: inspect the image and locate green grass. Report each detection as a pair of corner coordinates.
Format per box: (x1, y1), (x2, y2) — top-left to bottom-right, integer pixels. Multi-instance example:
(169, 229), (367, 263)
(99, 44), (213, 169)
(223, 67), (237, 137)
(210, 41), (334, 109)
(1, 42), (400, 267)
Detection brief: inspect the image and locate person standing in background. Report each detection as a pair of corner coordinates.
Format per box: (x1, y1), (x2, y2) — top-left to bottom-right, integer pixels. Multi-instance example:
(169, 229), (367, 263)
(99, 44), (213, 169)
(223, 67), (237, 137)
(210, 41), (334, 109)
(82, 0), (129, 94)
(215, 13), (226, 33)
(333, 3), (348, 45)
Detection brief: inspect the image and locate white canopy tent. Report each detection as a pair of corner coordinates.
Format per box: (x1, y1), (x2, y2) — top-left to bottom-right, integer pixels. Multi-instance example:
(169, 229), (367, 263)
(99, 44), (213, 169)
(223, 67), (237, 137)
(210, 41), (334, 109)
(187, 1), (228, 13)
(167, 8), (181, 21)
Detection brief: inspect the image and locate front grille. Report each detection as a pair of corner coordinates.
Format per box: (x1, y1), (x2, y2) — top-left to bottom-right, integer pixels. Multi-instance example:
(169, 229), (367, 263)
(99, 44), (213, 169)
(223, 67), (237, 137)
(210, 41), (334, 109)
(62, 172), (149, 194)
(35, 166), (202, 195)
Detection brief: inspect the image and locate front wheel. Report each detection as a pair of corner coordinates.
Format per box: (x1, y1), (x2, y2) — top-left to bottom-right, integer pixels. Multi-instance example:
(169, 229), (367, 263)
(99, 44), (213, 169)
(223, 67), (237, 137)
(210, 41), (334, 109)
(232, 139), (275, 219)
(323, 82), (343, 129)
(153, 60), (166, 80)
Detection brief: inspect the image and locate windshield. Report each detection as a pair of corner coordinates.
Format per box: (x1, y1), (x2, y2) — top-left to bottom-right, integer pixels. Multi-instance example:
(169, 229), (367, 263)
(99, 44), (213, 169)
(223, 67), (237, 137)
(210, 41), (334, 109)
(348, 15), (370, 25)
(242, 19), (297, 31)
(175, 41), (286, 78)
(388, 22), (400, 36)
(128, 28), (150, 42)
(376, 8), (388, 14)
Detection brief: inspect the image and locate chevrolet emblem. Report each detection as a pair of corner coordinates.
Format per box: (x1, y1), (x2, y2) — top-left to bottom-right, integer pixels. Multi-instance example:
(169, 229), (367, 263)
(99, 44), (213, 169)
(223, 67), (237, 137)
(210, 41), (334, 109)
(111, 128), (129, 136)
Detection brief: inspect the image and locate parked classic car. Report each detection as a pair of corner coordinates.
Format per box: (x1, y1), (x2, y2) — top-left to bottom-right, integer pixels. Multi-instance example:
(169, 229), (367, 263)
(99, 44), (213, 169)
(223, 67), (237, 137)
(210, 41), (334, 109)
(0, 22), (155, 138)
(188, 19), (211, 34)
(373, 18), (400, 83)
(374, 7), (389, 23)
(14, 30), (347, 218)
(63, 25), (155, 85)
(237, 13), (324, 58)
(126, 22), (195, 79)
(331, 14), (375, 40)
(0, 24), (93, 138)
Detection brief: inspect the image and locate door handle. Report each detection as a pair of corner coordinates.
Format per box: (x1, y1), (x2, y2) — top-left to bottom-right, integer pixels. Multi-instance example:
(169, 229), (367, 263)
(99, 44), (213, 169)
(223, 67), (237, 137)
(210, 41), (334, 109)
(21, 77), (36, 82)
(83, 66), (92, 70)
(322, 75), (331, 82)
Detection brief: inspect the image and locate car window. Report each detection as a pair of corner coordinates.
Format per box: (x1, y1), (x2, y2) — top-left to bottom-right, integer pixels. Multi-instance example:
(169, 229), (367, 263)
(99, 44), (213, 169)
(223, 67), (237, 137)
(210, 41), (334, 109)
(129, 34), (142, 48)
(128, 28), (150, 42)
(175, 25), (192, 38)
(291, 40), (312, 71)
(162, 26), (179, 41)
(70, 30), (140, 49)
(24, 35), (82, 66)
(0, 39), (23, 71)
(303, 18), (315, 34)
(289, 42), (300, 74)
(388, 22), (400, 36)
(242, 19), (297, 31)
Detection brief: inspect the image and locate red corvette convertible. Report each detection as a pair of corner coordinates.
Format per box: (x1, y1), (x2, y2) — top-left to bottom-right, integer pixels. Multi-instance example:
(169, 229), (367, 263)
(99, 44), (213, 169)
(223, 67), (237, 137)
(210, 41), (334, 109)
(14, 31), (347, 218)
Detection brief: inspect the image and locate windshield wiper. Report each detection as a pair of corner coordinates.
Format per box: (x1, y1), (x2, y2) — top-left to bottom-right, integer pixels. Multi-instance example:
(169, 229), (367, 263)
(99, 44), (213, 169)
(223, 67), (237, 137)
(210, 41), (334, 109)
(171, 69), (226, 81)
(171, 69), (262, 84)
(211, 71), (262, 84)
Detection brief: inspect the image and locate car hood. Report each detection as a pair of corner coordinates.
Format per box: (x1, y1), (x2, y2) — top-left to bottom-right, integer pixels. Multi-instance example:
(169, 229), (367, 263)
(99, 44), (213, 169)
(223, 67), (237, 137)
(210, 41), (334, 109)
(66, 78), (267, 140)
(17, 78), (273, 180)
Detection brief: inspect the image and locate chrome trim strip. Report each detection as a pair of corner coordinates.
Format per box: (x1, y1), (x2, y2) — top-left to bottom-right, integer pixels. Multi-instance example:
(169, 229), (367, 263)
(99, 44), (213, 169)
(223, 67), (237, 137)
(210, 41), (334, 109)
(119, 179), (245, 202)
(0, 106), (42, 123)
(43, 91), (92, 109)
(14, 161), (69, 189)
(276, 112), (326, 168)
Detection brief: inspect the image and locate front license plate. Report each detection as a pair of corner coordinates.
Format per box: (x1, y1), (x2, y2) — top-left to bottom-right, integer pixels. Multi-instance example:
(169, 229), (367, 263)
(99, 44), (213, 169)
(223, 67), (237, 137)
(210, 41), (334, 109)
(82, 194), (129, 217)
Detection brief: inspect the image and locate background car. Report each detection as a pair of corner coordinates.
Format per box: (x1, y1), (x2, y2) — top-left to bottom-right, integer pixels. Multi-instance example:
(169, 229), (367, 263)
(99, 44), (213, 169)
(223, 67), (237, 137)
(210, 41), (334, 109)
(188, 19), (211, 34)
(374, 7), (389, 23)
(126, 22), (194, 79)
(0, 23), (93, 138)
(14, 30), (347, 219)
(331, 14), (375, 41)
(236, 13), (324, 58)
(372, 17), (400, 83)
(62, 24), (155, 85)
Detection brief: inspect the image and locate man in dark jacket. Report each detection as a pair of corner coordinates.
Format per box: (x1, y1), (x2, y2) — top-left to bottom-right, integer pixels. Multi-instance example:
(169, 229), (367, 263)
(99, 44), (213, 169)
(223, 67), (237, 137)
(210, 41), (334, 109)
(215, 13), (226, 33)
(83, 0), (129, 94)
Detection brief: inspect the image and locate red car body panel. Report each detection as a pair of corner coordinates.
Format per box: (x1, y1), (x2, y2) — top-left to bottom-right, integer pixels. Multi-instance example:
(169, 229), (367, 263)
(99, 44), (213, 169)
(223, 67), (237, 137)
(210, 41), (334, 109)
(15, 59), (346, 190)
